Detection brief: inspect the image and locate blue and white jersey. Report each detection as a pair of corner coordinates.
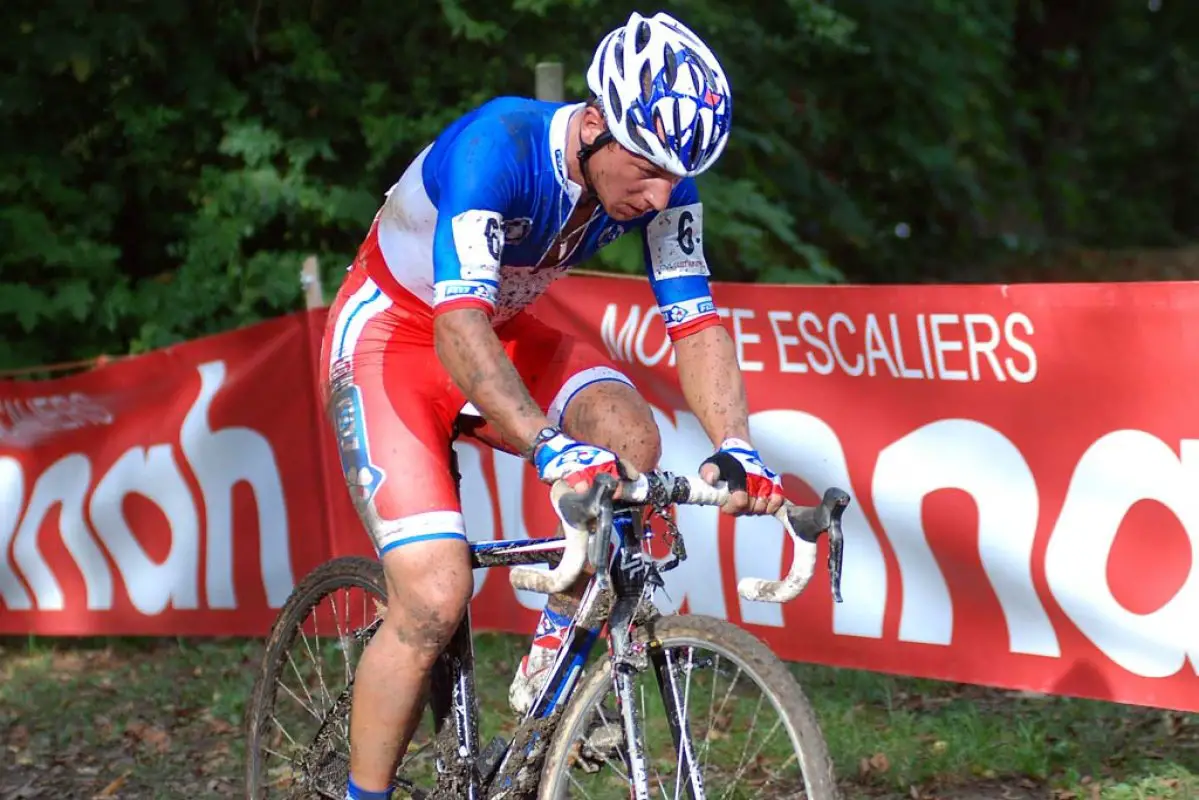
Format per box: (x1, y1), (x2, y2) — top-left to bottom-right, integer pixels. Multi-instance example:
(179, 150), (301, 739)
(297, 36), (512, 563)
(361, 96), (719, 340)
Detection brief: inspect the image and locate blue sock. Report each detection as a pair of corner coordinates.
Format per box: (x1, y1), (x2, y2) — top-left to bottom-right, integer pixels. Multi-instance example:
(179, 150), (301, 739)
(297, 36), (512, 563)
(346, 775), (392, 800)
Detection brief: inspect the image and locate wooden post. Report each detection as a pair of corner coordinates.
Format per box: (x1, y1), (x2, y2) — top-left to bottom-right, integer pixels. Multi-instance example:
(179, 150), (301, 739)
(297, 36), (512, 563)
(535, 62), (564, 102)
(301, 255), (326, 309)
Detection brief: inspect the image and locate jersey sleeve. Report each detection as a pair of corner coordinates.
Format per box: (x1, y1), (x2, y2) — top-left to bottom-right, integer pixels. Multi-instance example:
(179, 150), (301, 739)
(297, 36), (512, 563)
(429, 120), (520, 318)
(640, 178), (721, 340)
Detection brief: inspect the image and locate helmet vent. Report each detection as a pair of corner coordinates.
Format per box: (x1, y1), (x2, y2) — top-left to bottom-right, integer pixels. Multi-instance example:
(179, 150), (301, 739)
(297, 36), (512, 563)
(608, 81), (623, 122)
(689, 116), (705, 169)
(626, 114), (652, 153)
(663, 43), (678, 86)
(635, 20), (652, 53)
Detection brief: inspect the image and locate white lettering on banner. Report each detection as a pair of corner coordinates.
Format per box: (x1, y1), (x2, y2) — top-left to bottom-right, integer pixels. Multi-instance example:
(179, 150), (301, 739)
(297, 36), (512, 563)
(873, 419), (1058, 655)
(1, 360), (294, 614)
(0, 392), (113, 445)
(457, 400), (1195, 677)
(181, 361), (292, 609)
(600, 304), (675, 368)
(599, 303), (1038, 383)
(0, 457), (27, 608)
(91, 446), (200, 615)
(798, 311), (835, 375)
(727, 309), (764, 372)
(12, 455), (111, 611)
(767, 311), (807, 374)
(1045, 432), (1199, 678)
(829, 312), (862, 376)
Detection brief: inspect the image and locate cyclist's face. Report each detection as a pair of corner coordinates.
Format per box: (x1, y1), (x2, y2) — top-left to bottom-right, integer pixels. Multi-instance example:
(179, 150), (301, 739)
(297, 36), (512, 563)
(598, 146), (680, 220)
(581, 109), (680, 220)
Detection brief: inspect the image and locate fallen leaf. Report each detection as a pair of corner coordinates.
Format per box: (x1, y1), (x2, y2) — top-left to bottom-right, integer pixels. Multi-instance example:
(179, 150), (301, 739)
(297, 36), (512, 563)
(94, 771), (130, 797)
(207, 717), (235, 735)
(125, 720), (171, 753)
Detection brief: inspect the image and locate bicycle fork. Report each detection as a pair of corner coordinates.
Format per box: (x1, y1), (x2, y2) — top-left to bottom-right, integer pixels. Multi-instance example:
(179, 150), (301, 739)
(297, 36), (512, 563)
(607, 517), (706, 800)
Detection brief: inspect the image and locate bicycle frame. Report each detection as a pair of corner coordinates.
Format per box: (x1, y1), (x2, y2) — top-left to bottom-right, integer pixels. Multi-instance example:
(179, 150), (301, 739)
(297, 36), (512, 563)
(422, 503), (702, 800)
(404, 425), (848, 799)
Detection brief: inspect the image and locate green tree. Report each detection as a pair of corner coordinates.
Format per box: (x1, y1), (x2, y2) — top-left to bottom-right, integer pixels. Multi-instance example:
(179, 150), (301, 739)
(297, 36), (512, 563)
(0, 0), (1193, 371)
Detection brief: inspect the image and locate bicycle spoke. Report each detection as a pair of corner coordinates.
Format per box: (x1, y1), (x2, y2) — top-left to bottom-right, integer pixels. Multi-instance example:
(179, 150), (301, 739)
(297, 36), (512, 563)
(297, 608), (335, 714)
(270, 713), (303, 751)
(700, 653), (721, 777)
(277, 661), (322, 723)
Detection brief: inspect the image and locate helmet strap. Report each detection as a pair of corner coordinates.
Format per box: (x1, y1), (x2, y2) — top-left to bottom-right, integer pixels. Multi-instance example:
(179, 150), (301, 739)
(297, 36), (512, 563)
(576, 128), (613, 200)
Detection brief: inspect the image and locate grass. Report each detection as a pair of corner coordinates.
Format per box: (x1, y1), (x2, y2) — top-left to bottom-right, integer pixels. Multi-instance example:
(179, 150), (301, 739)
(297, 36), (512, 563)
(1, 632), (1195, 799)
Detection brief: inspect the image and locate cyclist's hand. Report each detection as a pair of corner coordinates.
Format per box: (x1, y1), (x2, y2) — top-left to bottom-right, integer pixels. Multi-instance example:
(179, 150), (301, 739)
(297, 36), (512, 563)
(699, 438), (784, 516)
(533, 431), (636, 496)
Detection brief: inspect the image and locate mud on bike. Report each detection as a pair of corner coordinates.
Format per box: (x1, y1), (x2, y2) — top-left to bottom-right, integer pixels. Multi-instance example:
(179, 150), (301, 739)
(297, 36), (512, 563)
(245, 438), (850, 800)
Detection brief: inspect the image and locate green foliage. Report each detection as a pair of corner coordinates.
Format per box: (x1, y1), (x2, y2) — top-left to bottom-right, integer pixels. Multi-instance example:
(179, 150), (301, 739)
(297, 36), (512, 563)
(0, 0), (1194, 370)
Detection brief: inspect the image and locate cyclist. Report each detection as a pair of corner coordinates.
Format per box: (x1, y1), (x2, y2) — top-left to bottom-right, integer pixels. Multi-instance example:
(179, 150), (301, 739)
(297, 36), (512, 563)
(318, 11), (785, 800)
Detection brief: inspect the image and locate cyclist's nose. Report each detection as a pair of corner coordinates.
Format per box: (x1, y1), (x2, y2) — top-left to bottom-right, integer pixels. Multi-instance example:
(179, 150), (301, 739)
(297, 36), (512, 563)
(645, 180), (673, 212)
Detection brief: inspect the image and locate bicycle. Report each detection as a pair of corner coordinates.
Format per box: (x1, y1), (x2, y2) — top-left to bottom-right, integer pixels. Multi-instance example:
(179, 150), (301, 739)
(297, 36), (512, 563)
(245, 433), (849, 800)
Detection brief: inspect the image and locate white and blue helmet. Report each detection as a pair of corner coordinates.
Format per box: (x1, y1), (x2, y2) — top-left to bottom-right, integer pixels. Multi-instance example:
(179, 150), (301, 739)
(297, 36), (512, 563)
(586, 12), (733, 178)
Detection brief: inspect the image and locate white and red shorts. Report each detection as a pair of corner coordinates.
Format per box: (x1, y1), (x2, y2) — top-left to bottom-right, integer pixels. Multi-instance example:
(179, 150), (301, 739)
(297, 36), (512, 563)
(318, 262), (633, 556)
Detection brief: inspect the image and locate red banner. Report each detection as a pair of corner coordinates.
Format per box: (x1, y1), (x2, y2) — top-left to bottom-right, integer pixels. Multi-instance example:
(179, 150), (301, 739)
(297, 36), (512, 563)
(3, 274), (1197, 714)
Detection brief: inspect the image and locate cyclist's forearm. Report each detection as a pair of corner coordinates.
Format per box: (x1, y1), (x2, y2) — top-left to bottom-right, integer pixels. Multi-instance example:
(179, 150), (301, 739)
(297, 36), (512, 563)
(434, 308), (550, 452)
(674, 324), (752, 446)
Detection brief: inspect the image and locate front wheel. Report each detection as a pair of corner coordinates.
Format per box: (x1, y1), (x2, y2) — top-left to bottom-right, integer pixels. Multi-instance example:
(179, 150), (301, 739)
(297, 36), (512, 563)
(537, 614), (841, 799)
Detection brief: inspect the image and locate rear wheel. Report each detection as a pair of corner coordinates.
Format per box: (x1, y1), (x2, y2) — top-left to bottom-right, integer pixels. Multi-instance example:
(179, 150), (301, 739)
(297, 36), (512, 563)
(537, 614), (841, 799)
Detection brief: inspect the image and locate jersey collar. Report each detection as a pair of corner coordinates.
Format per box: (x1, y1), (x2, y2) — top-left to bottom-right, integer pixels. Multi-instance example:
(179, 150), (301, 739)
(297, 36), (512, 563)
(548, 102), (586, 203)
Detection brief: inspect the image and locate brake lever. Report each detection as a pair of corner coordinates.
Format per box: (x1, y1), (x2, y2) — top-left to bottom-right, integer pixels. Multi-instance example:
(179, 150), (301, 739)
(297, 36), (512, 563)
(786, 487), (849, 603)
(826, 496), (846, 603)
(554, 473), (619, 577)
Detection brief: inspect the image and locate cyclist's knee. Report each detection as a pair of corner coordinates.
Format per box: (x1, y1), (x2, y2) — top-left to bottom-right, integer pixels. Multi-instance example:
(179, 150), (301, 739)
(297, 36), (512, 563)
(563, 379), (661, 473)
(378, 534), (473, 660)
